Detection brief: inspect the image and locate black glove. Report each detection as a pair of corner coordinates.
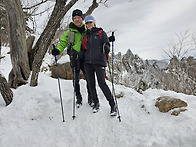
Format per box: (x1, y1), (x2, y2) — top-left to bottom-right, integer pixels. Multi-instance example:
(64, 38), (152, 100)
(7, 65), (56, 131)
(67, 45), (71, 56)
(71, 50), (78, 59)
(109, 35), (115, 42)
(52, 48), (60, 56)
(103, 43), (110, 54)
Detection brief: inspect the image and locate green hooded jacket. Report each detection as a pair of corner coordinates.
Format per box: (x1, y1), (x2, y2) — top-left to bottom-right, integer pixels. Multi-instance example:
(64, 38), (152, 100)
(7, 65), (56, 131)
(57, 22), (86, 54)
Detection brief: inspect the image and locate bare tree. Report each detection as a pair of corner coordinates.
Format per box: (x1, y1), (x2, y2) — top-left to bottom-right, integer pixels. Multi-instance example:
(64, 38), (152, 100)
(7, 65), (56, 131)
(0, 2), (1, 57)
(192, 32), (196, 56)
(22, 0), (49, 10)
(164, 29), (196, 94)
(0, 0), (5, 56)
(4, 0), (30, 88)
(0, 72), (13, 105)
(22, 0), (52, 34)
(164, 29), (196, 60)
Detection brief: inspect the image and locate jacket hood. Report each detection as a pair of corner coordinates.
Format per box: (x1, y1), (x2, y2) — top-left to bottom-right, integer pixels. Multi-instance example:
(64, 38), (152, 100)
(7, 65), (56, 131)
(87, 27), (102, 34)
(69, 22), (85, 33)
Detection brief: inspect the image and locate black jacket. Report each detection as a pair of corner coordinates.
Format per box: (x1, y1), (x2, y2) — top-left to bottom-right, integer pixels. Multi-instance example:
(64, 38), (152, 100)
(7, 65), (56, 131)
(81, 27), (110, 67)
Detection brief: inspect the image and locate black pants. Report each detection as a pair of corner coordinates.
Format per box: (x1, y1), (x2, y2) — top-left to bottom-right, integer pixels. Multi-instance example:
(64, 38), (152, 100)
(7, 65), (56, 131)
(84, 64), (115, 107)
(72, 60), (90, 100)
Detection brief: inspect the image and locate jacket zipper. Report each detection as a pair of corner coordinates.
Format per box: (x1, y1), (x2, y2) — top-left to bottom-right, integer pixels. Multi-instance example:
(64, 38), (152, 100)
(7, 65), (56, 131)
(89, 31), (92, 64)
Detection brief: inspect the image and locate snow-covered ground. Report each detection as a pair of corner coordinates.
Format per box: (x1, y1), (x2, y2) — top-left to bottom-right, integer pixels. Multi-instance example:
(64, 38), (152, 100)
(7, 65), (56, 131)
(1, 47), (196, 147)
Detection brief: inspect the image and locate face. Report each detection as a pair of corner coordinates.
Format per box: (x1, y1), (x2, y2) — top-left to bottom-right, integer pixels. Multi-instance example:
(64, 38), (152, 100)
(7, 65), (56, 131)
(73, 16), (83, 27)
(85, 22), (95, 30)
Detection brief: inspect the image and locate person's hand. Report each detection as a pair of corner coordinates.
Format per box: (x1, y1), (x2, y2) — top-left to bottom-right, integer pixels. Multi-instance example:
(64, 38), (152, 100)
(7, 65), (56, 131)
(103, 43), (110, 54)
(52, 48), (60, 56)
(109, 35), (115, 42)
(71, 50), (78, 59)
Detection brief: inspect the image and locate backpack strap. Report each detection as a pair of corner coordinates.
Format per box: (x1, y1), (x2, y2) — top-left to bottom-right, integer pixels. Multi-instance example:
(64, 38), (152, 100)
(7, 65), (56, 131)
(98, 30), (102, 41)
(68, 30), (75, 45)
(67, 30), (75, 57)
(81, 34), (88, 50)
(98, 29), (110, 62)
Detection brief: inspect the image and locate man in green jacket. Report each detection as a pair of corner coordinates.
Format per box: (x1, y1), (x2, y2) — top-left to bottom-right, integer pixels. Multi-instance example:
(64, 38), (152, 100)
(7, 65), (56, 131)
(52, 9), (91, 107)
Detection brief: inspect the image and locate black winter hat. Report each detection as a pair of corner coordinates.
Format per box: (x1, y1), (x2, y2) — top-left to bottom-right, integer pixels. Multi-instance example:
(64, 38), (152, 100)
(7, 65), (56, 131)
(72, 9), (83, 18)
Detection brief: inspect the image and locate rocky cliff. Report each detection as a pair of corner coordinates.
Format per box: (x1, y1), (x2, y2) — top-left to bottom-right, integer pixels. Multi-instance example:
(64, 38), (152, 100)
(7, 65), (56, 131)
(106, 49), (196, 96)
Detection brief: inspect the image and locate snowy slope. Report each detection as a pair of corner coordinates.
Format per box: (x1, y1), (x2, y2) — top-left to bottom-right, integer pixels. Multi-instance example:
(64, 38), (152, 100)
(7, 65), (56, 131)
(1, 47), (196, 147)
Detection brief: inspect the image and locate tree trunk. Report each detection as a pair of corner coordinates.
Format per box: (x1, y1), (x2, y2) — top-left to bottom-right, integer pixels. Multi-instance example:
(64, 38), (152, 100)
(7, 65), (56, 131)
(0, 4), (1, 60)
(29, 0), (79, 86)
(4, 0), (30, 89)
(0, 73), (13, 105)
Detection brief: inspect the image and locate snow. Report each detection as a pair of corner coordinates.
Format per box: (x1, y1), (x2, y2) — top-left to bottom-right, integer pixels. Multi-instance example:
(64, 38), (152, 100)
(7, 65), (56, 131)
(58, 54), (70, 64)
(1, 47), (196, 147)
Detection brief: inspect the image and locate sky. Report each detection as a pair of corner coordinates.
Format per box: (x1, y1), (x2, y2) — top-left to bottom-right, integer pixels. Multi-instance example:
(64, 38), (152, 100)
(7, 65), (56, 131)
(88, 0), (196, 60)
(1, 46), (196, 146)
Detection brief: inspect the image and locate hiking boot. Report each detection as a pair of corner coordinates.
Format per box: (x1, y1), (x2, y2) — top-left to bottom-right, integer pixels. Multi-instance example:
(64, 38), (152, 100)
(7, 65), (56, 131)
(76, 95), (82, 108)
(110, 105), (117, 116)
(76, 100), (82, 108)
(88, 95), (94, 107)
(92, 102), (100, 113)
(90, 102), (94, 107)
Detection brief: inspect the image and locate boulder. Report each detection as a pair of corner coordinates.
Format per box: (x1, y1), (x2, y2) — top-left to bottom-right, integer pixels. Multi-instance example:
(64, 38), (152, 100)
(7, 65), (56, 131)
(50, 62), (84, 80)
(155, 96), (188, 115)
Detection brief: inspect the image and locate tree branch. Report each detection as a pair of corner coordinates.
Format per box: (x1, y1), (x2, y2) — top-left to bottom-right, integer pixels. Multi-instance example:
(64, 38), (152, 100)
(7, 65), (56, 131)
(22, 0), (49, 10)
(83, 0), (99, 17)
(164, 29), (196, 59)
(31, 5), (53, 16)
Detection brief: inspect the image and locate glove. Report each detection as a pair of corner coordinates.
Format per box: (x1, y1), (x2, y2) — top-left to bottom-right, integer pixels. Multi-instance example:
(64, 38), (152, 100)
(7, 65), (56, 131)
(67, 45), (71, 56)
(71, 50), (78, 59)
(109, 35), (115, 42)
(103, 43), (110, 54)
(52, 48), (60, 56)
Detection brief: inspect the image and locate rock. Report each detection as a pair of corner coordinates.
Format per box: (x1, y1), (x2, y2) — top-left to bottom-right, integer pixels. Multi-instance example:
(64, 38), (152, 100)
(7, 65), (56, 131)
(50, 62), (84, 80)
(115, 92), (124, 98)
(171, 109), (187, 116)
(155, 96), (188, 115)
(137, 80), (148, 93)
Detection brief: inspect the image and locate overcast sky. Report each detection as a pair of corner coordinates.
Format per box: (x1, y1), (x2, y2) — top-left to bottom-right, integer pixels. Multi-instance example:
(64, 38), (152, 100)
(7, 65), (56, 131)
(83, 0), (196, 60)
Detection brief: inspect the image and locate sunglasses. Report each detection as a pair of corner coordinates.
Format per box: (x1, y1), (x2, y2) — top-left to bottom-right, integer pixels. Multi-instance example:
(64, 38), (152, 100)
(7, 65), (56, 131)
(85, 22), (93, 24)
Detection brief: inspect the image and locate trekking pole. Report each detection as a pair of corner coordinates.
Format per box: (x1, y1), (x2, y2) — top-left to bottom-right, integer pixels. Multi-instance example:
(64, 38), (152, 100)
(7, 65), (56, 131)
(53, 44), (65, 122)
(107, 61), (121, 122)
(72, 62), (76, 120)
(110, 32), (121, 122)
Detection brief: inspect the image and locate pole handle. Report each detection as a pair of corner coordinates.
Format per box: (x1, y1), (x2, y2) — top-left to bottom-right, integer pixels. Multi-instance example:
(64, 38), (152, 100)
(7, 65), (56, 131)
(52, 44), (56, 49)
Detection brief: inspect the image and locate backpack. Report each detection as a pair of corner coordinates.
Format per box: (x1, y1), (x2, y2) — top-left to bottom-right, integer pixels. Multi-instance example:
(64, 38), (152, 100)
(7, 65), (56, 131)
(81, 30), (109, 62)
(68, 31), (75, 45)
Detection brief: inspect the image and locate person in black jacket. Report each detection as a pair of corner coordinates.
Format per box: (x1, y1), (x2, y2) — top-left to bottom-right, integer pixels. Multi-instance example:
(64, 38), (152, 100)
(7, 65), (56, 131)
(81, 15), (117, 116)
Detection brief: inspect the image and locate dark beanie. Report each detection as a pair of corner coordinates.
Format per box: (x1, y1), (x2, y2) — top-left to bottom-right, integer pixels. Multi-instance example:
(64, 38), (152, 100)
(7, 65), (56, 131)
(72, 9), (83, 18)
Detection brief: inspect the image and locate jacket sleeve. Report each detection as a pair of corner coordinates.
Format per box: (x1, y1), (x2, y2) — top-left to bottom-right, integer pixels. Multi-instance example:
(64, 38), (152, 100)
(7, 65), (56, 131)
(78, 46), (84, 60)
(57, 30), (69, 53)
(102, 31), (110, 54)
